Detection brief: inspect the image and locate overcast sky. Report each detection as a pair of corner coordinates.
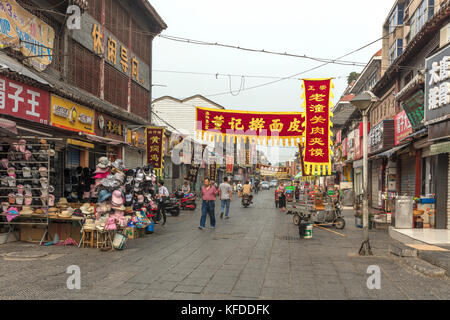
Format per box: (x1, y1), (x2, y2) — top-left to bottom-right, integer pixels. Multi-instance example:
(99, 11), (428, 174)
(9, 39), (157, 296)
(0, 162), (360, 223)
(150, 0), (395, 163)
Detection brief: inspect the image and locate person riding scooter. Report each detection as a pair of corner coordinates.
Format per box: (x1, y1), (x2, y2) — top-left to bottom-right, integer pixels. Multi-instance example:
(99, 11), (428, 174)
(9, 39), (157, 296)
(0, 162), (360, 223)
(242, 181), (253, 205)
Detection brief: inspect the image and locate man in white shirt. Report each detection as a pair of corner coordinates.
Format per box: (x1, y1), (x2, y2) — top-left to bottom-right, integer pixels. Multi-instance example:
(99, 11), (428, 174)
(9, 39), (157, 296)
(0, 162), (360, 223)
(219, 177), (232, 219)
(156, 180), (169, 225)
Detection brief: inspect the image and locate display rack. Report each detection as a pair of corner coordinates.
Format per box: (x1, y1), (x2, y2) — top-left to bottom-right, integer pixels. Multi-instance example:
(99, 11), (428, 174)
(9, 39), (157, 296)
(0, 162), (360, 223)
(0, 138), (53, 245)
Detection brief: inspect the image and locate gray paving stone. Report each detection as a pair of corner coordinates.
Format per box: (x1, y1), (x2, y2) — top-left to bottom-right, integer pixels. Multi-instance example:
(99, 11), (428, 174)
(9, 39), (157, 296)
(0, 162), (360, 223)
(146, 280), (179, 291)
(173, 285), (204, 294)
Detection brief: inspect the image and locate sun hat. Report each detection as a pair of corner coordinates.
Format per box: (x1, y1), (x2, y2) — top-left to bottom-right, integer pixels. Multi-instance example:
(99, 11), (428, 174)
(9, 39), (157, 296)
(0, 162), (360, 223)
(111, 189), (123, 206)
(94, 165), (109, 174)
(111, 159), (124, 170)
(1, 158), (8, 169)
(24, 194), (32, 205)
(6, 207), (19, 222)
(18, 139), (26, 153)
(7, 167), (15, 177)
(104, 217), (117, 231)
(58, 207), (74, 218)
(37, 149), (47, 161)
(81, 205), (94, 215)
(2, 202), (9, 212)
(113, 172), (125, 184)
(7, 176), (16, 187)
(56, 197), (69, 207)
(17, 184), (24, 195)
(0, 176), (7, 187)
(24, 184), (32, 195)
(39, 177), (48, 188)
(83, 218), (96, 231)
(48, 194), (55, 207)
(22, 166), (31, 178)
(47, 149), (55, 157)
(34, 208), (44, 215)
(39, 166), (48, 177)
(135, 172), (144, 182)
(111, 204), (125, 211)
(98, 189), (112, 203)
(48, 207), (60, 218)
(19, 206), (34, 216)
(97, 156), (110, 169)
(15, 194), (24, 205)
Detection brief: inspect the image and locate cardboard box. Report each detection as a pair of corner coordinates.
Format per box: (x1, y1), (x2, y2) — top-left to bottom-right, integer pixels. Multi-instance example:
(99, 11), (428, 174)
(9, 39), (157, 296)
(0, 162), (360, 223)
(124, 227), (139, 239)
(20, 225), (47, 243)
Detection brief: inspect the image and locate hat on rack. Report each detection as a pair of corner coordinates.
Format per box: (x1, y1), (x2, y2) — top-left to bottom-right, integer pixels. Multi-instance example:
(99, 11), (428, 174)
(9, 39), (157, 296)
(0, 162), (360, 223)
(58, 207), (74, 218)
(94, 165), (109, 174)
(113, 172), (125, 184)
(83, 218), (96, 231)
(98, 189), (112, 203)
(73, 208), (83, 217)
(111, 189), (123, 207)
(48, 207), (59, 218)
(17, 184), (24, 195)
(22, 166), (31, 178)
(18, 139), (26, 153)
(39, 177), (48, 188)
(47, 149), (55, 157)
(80, 204), (94, 215)
(7, 167), (15, 177)
(24, 194), (32, 206)
(125, 206), (134, 215)
(111, 159), (125, 171)
(1, 202), (9, 212)
(24, 150), (32, 161)
(48, 194), (55, 207)
(8, 193), (15, 204)
(37, 150), (47, 161)
(97, 157), (110, 169)
(15, 193), (24, 205)
(56, 197), (69, 208)
(39, 166), (48, 177)
(1, 158), (8, 169)
(111, 204), (125, 211)
(24, 184), (32, 195)
(7, 176), (16, 187)
(19, 206), (34, 216)
(0, 176), (7, 187)
(39, 139), (48, 150)
(6, 207), (19, 222)
(104, 217), (117, 231)
(34, 208), (45, 215)
(12, 142), (19, 152)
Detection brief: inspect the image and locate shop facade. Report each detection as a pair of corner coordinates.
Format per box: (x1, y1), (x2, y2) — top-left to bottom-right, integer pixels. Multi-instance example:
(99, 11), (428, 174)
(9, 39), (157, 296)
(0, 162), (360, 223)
(425, 43), (450, 229)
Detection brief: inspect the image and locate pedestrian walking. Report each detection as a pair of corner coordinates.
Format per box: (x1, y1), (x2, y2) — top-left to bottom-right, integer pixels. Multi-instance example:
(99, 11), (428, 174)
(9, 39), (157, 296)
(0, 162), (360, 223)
(199, 178), (218, 230)
(277, 182), (287, 212)
(219, 177), (232, 219)
(156, 180), (169, 225)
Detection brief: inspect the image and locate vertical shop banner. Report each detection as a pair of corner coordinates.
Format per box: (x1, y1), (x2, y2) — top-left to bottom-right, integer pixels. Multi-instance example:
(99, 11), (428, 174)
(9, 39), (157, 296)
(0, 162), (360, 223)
(394, 110), (413, 145)
(0, 75), (50, 124)
(209, 162), (217, 182)
(354, 128), (361, 160)
(302, 79), (333, 175)
(146, 127), (165, 172)
(0, 0), (55, 71)
(226, 155), (234, 174)
(185, 164), (200, 183)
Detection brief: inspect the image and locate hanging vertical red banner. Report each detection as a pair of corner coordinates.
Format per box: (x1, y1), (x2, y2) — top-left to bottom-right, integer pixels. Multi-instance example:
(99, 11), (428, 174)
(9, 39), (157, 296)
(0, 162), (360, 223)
(146, 126), (165, 170)
(302, 79), (334, 176)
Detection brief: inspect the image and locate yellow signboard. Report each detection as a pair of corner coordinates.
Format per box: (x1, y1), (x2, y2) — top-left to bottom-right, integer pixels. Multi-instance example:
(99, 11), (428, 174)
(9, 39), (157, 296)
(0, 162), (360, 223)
(0, 0), (55, 71)
(50, 95), (95, 134)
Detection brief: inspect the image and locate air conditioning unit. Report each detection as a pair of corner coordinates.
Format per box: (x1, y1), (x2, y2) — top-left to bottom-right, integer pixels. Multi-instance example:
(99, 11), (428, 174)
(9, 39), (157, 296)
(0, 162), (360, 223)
(440, 23), (450, 48)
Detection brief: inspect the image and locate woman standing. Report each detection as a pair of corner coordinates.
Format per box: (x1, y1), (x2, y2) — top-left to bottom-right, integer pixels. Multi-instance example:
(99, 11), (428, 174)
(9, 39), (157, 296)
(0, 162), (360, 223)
(277, 182), (287, 211)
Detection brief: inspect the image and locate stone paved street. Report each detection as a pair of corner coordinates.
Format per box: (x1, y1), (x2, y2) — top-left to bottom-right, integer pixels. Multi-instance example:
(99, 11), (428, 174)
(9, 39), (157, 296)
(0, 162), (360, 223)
(0, 190), (449, 300)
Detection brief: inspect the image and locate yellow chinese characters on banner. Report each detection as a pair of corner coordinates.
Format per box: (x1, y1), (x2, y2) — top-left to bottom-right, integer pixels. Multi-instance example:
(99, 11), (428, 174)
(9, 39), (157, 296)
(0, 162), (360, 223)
(50, 95), (95, 134)
(0, 0), (55, 71)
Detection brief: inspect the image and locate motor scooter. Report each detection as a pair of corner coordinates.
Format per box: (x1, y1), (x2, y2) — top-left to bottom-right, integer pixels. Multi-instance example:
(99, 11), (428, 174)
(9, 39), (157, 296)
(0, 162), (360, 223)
(179, 192), (197, 210)
(241, 194), (252, 208)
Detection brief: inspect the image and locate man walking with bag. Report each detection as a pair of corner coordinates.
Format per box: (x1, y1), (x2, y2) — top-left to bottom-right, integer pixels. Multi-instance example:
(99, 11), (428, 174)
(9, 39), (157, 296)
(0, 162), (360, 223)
(199, 178), (218, 230)
(219, 177), (232, 219)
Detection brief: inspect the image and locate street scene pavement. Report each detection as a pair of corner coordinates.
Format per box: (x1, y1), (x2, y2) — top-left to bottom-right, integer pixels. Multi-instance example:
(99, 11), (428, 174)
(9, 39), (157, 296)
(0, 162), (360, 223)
(0, 190), (449, 300)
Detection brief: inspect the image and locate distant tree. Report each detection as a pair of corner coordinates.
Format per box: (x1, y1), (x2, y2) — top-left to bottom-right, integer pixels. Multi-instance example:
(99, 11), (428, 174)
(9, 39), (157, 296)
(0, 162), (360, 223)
(347, 72), (360, 85)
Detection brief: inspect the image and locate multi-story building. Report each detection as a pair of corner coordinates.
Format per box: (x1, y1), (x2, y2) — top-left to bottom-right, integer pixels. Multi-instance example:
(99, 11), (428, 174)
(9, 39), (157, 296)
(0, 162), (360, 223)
(0, 0), (166, 200)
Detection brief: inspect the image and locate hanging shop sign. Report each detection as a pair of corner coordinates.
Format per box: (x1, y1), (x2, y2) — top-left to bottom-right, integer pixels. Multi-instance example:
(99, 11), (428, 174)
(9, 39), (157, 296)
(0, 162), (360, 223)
(336, 130), (342, 144)
(209, 163), (217, 182)
(354, 128), (361, 160)
(401, 90), (424, 130)
(195, 107), (305, 146)
(146, 126), (165, 170)
(369, 120), (395, 154)
(394, 110), (413, 145)
(126, 128), (147, 149)
(50, 95), (94, 133)
(226, 155), (234, 174)
(185, 164), (200, 183)
(425, 45), (450, 124)
(95, 112), (125, 141)
(346, 130), (355, 161)
(258, 164), (289, 176)
(70, 13), (150, 90)
(0, 75), (50, 124)
(0, 0), (55, 71)
(301, 79), (333, 175)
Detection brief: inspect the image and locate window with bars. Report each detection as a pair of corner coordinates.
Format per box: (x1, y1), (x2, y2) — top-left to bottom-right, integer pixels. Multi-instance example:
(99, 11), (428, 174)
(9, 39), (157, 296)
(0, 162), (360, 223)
(105, 0), (130, 46)
(132, 19), (151, 64)
(104, 63), (129, 110)
(68, 39), (101, 97)
(131, 82), (150, 120)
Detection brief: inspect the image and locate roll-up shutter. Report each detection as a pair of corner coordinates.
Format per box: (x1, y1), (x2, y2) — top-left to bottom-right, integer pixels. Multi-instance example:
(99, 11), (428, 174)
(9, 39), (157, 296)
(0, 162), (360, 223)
(67, 148), (80, 168)
(400, 154), (416, 196)
(124, 147), (144, 169)
(371, 160), (380, 208)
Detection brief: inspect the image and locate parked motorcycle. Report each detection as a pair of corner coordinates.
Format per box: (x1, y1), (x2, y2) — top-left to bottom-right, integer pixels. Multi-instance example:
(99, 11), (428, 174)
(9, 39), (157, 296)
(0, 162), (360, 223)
(179, 192), (197, 210)
(164, 193), (181, 217)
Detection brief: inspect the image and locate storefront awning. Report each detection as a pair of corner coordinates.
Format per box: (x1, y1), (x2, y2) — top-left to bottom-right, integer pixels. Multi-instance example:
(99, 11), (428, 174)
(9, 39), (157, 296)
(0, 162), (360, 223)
(79, 133), (128, 146)
(370, 143), (410, 159)
(0, 118), (18, 136)
(430, 140), (450, 156)
(398, 128), (427, 143)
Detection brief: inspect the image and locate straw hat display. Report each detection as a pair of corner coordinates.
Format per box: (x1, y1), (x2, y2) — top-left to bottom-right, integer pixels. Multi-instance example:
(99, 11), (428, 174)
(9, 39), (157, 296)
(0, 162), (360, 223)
(83, 218), (96, 231)
(58, 207), (74, 218)
(56, 197), (69, 209)
(34, 208), (45, 215)
(48, 207), (60, 218)
(19, 206), (34, 216)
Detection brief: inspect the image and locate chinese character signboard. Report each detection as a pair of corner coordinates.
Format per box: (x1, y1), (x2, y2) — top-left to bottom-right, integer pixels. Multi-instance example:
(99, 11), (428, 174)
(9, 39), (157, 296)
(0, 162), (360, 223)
(346, 130), (354, 161)
(146, 126), (165, 171)
(0, 75), (49, 124)
(195, 107), (305, 146)
(394, 110), (413, 145)
(369, 120), (395, 154)
(226, 155), (234, 174)
(301, 79), (333, 176)
(425, 46), (450, 124)
(354, 128), (361, 160)
(209, 163), (217, 182)
(95, 111), (125, 142)
(50, 95), (94, 133)
(71, 13), (150, 90)
(0, 0), (55, 71)
(402, 90), (424, 130)
(257, 164), (289, 176)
